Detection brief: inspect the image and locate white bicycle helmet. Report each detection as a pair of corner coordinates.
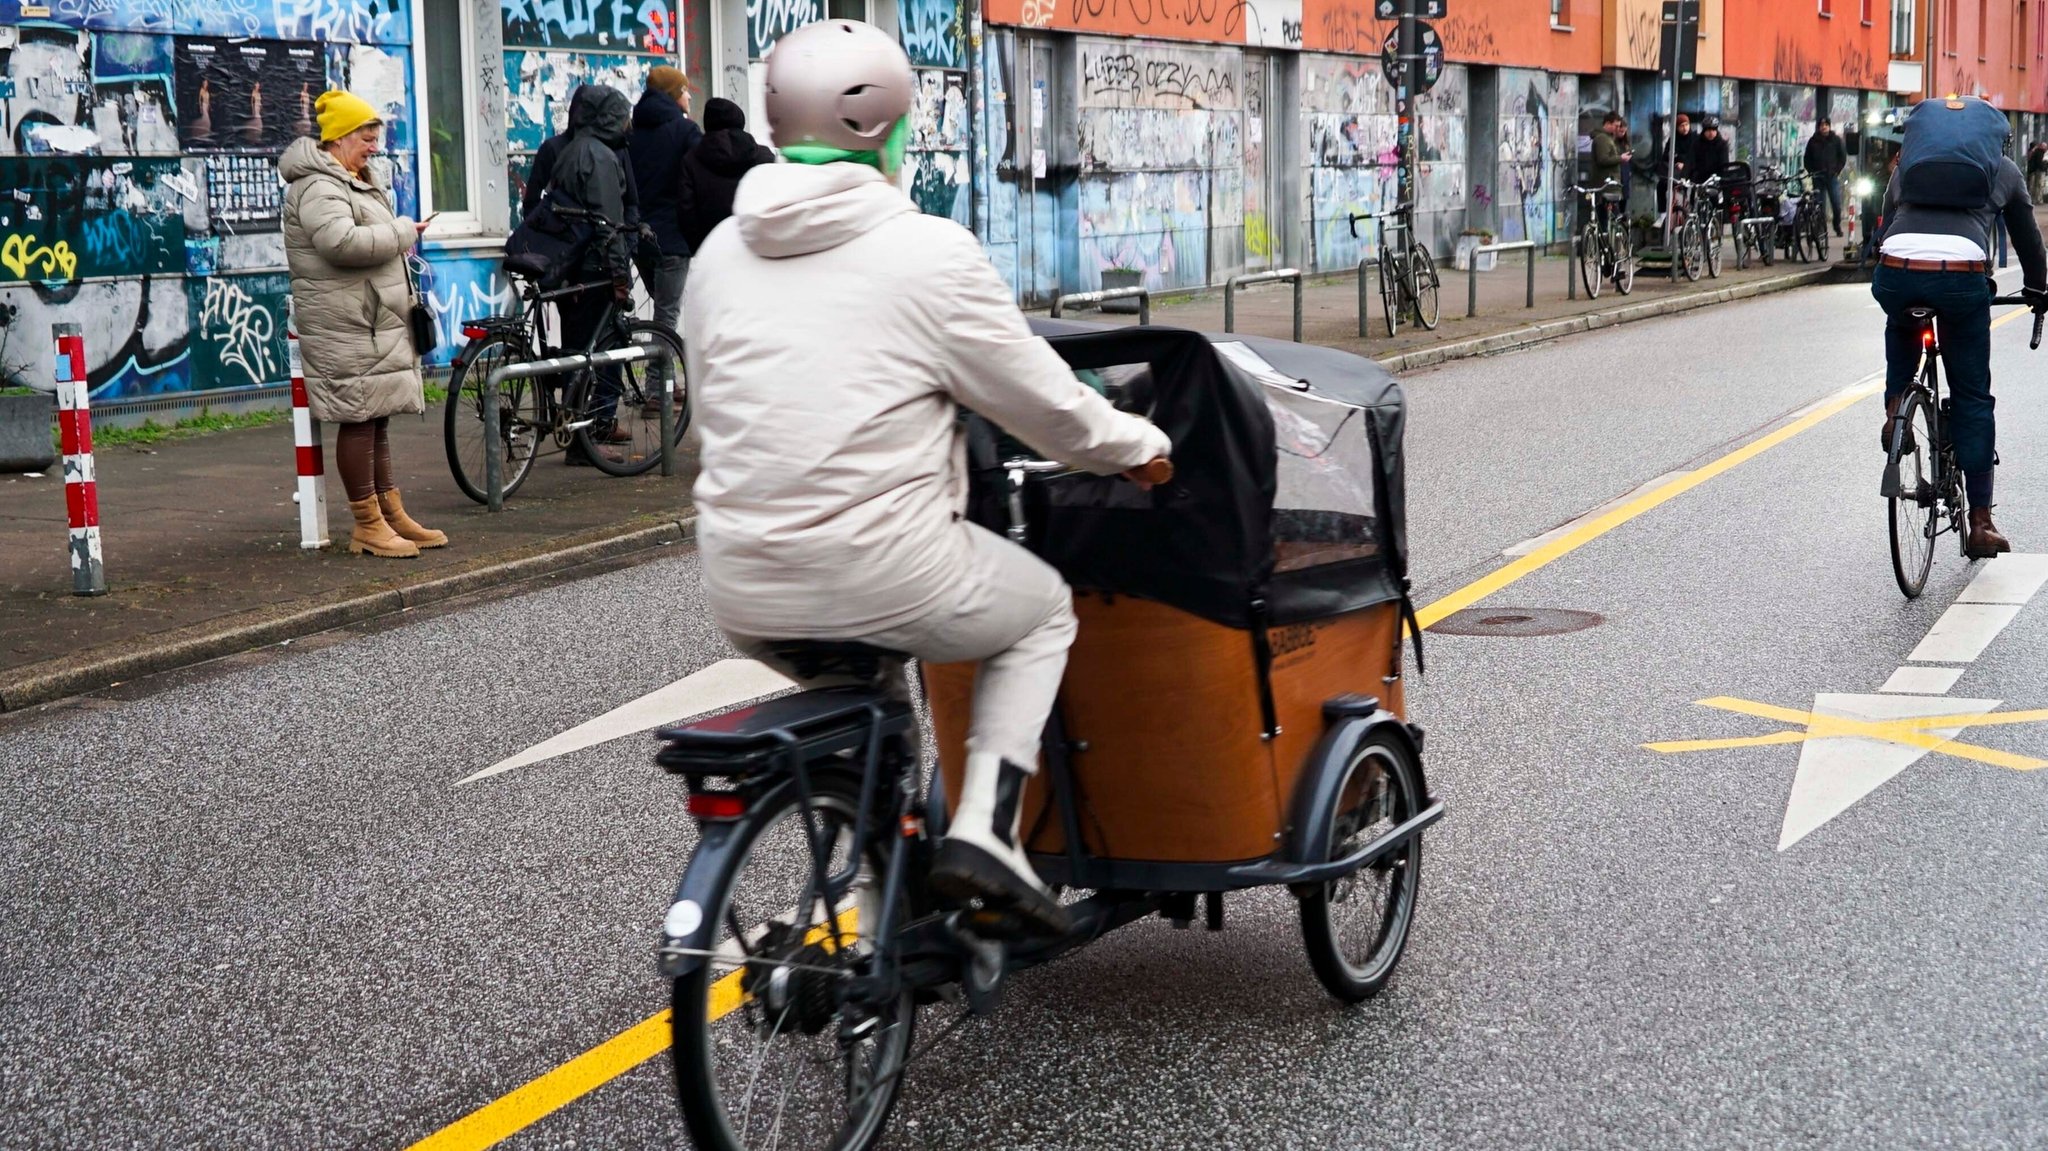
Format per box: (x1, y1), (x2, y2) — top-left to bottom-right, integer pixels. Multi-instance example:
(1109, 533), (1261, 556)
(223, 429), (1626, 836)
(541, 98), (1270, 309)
(764, 19), (914, 154)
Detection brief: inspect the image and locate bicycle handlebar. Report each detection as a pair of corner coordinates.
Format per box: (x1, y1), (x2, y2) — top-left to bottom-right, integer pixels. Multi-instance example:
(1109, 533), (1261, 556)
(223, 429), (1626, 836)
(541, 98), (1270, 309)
(1991, 295), (2048, 350)
(1347, 203), (1414, 239)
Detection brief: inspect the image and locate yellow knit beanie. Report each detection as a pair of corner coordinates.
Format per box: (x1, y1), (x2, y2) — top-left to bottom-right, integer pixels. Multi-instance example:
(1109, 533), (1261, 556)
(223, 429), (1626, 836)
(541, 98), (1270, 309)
(315, 90), (381, 143)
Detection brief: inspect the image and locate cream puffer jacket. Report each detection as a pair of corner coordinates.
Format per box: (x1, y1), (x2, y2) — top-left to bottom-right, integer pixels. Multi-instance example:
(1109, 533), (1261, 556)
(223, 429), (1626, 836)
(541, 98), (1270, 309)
(278, 137), (423, 424)
(683, 162), (1173, 639)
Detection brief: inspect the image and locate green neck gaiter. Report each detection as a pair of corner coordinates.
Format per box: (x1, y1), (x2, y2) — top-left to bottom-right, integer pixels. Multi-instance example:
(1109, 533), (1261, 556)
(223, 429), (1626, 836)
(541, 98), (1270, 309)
(780, 116), (911, 178)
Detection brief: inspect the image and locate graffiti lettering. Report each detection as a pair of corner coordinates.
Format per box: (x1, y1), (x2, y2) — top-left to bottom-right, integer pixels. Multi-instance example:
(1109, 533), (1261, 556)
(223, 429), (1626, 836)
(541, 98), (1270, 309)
(1836, 40), (1874, 89)
(899, 0), (964, 69)
(1019, 0), (1055, 25)
(747, 0), (819, 56)
(197, 277), (276, 386)
(275, 0), (401, 43)
(1079, 49), (1238, 108)
(1436, 13), (1497, 60)
(1, 235), (79, 281)
(505, 0), (677, 49)
(1622, 6), (1660, 68)
(78, 210), (156, 270)
(1772, 36), (1825, 85)
(1315, 3), (1373, 53)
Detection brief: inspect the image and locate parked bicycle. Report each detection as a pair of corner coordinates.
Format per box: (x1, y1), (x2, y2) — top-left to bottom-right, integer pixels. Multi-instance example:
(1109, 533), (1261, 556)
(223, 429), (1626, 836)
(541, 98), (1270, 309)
(1349, 201), (1440, 335)
(442, 207), (688, 504)
(1572, 179), (1635, 298)
(1772, 169), (1829, 264)
(1672, 175), (1724, 282)
(1883, 295), (2044, 597)
(1720, 161), (1777, 271)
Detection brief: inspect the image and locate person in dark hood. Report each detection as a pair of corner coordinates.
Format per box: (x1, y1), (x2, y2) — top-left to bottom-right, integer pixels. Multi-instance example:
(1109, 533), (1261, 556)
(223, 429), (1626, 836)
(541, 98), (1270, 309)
(677, 97), (777, 253)
(547, 84), (638, 464)
(629, 67), (702, 333)
(521, 85), (638, 233)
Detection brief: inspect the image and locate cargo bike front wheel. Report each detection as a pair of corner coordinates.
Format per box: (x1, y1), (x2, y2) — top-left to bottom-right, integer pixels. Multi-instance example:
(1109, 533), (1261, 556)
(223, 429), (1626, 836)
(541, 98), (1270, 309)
(1297, 728), (1425, 1003)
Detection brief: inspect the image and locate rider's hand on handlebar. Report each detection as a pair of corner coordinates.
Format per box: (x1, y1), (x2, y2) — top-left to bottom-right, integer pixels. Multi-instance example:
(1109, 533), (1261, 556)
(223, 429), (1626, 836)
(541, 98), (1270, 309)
(613, 278), (633, 303)
(2026, 285), (2048, 314)
(1122, 458), (1173, 490)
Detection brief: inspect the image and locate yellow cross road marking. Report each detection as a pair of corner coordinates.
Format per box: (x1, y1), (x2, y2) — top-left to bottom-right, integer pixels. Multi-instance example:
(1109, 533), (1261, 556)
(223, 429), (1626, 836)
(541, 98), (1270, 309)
(1642, 696), (2048, 771)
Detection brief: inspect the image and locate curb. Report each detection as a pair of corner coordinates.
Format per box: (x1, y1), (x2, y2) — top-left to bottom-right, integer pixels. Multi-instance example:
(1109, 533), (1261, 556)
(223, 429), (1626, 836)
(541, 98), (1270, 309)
(0, 514), (697, 714)
(1373, 267), (1838, 373)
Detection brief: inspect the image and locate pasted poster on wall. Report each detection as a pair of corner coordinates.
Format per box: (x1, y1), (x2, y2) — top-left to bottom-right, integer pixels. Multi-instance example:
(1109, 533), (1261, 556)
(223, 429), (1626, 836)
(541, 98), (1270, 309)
(1493, 69), (1576, 247)
(503, 0), (679, 53)
(174, 38), (327, 154)
(0, 156), (187, 282)
(503, 50), (656, 153)
(0, 26), (181, 156)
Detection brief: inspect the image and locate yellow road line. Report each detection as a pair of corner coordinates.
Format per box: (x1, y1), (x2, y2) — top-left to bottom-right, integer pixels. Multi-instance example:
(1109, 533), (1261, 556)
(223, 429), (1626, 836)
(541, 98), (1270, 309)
(1644, 696), (2048, 771)
(1414, 380), (1880, 629)
(410, 369), (1888, 1150)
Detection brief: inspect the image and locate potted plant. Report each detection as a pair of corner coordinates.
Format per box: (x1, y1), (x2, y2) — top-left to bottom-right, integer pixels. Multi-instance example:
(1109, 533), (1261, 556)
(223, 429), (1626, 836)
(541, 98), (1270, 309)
(1454, 228), (1498, 272)
(0, 385), (57, 473)
(1100, 265), (1144, 313)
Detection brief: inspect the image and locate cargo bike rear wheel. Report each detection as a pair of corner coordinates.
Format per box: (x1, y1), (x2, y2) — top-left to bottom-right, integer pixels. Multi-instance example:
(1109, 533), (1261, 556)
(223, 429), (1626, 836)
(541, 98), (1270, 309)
(1297, 729), (1425, 1002)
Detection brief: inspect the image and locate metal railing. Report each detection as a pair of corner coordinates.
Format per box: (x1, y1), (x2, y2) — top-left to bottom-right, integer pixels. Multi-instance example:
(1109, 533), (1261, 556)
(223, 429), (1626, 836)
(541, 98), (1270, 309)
(1224, 268), (1304, 342)
(481, 341), (680, 512)
(1464, 240), (1538, 318)
(1050, 286), (1152, 325)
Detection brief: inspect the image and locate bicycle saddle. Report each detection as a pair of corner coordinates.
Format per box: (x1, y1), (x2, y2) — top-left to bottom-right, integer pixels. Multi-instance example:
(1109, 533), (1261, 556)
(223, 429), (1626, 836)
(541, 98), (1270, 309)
(762, 640), (908, 683)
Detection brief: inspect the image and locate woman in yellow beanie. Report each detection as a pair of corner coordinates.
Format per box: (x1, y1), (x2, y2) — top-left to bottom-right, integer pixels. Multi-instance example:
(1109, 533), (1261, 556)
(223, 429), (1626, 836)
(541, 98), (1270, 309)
(279, 90), (446, 558)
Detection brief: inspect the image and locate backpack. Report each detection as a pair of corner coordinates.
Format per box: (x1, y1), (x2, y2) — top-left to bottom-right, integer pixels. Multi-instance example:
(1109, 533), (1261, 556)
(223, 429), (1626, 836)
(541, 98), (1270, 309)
(1898, 97), (2010, 209)
(504, 186), (597, 289)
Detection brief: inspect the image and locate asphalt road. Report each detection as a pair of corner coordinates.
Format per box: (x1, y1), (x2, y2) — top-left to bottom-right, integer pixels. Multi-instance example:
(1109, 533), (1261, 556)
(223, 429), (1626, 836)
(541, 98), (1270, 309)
(4, 274), (2046, 1150)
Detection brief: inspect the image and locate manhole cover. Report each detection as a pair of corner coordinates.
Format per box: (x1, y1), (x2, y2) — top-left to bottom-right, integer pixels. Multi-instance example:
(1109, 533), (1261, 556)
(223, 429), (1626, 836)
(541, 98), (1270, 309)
(1426, 607), (1603, 637)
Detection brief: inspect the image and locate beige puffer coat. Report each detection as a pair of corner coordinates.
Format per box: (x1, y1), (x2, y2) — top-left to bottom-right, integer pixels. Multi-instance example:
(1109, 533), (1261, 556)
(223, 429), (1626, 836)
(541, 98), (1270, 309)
(279, 137), (423, 423)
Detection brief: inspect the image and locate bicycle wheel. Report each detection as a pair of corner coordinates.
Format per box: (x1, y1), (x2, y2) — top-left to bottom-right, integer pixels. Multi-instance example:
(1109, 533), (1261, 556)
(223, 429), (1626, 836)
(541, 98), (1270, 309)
(1577, 223), (1603, 300)
(444, 332), (543, 505)
(1759, 223), (1777, 266)
(1887, 390), (1938, 598)
(1299, 729), (1424, 1003)
(1704, 219), (1724, 278)
(1409, 246), (1441, 331)
(1733, 220), (1753, 270)
(1612, 225), (1636, 295)
(1377, 256), (1402, 337)
(572, 319), (689, 478)
(671, 773), (916, 1151)
(1677, 221), (1704, 281)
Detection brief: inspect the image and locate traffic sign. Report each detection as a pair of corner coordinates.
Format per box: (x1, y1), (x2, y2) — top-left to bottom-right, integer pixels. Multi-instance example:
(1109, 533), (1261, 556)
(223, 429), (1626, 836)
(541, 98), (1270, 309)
(1659, 0), (1699, 81)
(1375, 0), (1446, 17)
(1380, 23), (1445, 94)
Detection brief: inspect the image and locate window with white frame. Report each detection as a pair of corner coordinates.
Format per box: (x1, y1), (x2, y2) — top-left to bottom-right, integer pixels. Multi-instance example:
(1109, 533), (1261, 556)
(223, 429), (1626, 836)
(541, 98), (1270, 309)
(1892, 0), (1915, 54)
(1551, 0), (1570, 26)
(414, 0), (479, 231)
(1818, 0), (1832, 17)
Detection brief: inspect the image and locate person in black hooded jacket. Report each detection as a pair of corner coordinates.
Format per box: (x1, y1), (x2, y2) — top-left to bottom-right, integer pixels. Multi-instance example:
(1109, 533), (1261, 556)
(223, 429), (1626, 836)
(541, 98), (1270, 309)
(677, 98), (777, 253)
(547, 84), (638, 464)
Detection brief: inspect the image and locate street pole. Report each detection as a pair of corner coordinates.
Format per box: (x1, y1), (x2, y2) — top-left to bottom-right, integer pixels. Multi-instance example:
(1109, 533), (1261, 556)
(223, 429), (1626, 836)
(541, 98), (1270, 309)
(1398, 0), (1418, 212)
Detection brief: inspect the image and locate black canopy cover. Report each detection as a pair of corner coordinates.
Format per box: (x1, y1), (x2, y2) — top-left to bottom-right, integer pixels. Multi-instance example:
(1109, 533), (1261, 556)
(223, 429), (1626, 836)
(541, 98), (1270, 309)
(965, 321), (1410, 631)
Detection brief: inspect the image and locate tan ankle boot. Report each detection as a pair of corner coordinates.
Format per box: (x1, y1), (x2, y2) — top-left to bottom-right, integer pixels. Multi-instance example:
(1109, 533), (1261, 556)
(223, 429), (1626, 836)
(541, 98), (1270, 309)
(348, 495), (419, 558)
(376, 488), (447, 548)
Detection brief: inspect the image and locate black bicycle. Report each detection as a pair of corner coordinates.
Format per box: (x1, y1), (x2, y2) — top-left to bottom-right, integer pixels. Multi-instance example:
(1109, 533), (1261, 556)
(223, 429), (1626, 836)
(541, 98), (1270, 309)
(1571, 180), (1634, 298)
(443, 208), (687, 503)
(1784, 171), (1830, 264)
(1884, 295), (2044, 597)
(1349, 201), (1440, 335)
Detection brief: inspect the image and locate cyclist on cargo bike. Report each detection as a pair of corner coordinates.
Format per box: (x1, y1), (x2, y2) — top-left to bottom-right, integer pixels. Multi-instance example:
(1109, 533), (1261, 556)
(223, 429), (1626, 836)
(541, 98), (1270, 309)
(658, 18), (1440, 1151)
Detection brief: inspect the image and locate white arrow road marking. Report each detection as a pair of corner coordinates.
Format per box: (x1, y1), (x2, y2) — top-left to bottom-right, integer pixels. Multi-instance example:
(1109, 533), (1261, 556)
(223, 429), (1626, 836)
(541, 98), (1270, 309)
(1778, 693), (2004, 851)
(460, 658), (794, 785)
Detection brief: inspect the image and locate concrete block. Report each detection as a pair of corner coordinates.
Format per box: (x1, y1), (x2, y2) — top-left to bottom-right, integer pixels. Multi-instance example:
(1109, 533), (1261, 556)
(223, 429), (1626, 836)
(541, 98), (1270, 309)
(0, 392), (57, 473)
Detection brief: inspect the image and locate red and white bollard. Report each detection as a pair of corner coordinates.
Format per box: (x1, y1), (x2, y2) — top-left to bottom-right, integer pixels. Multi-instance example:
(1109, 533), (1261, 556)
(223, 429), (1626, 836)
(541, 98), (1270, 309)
(288, 321), (329, 549)
(53, 322), (106, 596)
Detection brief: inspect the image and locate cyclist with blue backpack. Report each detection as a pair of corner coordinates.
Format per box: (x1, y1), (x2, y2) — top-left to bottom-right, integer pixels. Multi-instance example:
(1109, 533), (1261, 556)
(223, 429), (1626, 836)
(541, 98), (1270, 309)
(1874, 95), (2048, 557)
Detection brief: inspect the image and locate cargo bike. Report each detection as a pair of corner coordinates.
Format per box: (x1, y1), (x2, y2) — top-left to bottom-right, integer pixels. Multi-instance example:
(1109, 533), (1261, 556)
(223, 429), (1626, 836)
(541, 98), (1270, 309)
(652, 321), (1443, 1151)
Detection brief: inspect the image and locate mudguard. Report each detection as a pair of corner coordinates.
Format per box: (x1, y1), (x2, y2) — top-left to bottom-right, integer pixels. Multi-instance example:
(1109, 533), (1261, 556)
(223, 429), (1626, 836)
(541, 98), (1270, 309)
(657, 814), (753, 980)
(1281, 706), (1428, 867)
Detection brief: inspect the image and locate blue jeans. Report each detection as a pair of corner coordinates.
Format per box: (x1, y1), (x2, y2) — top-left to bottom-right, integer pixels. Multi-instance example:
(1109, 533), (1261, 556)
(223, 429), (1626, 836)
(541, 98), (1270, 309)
(1812, 173), (1842, 231)
(1871, 263), (1996, 492)
(634, 241), (689, 334)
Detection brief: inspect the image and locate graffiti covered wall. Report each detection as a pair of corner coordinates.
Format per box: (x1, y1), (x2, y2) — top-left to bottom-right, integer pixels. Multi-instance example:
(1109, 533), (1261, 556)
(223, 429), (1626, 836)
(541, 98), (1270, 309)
(0, 0), (418, 401)
(1751, 83), (1817, 175)
(1492, 68), (1576, 247)
(1299, 54), (1464, 271)
(1074, 37), (1244, 293)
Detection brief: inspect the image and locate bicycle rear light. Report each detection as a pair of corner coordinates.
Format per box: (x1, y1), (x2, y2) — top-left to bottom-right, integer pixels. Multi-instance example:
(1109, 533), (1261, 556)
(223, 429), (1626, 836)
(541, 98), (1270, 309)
(687, 792), (748, 820)
(461, 325), (490, 340)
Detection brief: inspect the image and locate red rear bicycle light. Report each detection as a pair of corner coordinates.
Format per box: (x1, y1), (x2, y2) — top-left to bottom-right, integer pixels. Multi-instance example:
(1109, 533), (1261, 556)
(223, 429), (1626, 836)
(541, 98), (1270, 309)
(461, 325), (489, 340)
(1922, 329), (1934, 348)
(687, 792), (747, 820)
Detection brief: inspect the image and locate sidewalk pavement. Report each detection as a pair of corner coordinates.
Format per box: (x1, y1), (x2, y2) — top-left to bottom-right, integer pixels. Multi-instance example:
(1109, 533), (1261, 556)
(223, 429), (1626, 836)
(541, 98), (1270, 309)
(0, 240), (1864, 709)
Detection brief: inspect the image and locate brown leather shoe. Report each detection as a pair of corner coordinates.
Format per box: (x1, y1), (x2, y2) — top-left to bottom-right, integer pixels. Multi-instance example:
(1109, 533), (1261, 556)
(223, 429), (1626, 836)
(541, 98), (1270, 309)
(1965, 507), (2012, 558)
(1880, 394), (1915, 452)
